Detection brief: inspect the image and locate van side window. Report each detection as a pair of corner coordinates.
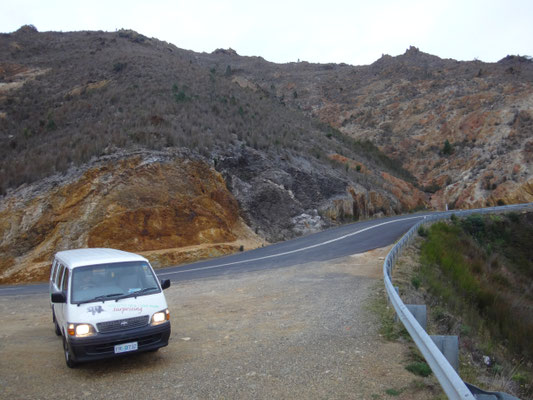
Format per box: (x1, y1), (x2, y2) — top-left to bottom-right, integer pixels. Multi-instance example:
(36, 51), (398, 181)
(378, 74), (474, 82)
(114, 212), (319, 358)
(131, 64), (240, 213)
(61, 268), (70, 292)
(55, 264), (65, 288)
(50, 260), (57, 281)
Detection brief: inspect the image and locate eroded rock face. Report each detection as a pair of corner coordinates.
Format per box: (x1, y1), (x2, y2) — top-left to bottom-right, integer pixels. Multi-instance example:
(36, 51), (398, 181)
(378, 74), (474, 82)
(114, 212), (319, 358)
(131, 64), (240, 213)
(0, 151), (262, 284)
(214, 146), (408, 242)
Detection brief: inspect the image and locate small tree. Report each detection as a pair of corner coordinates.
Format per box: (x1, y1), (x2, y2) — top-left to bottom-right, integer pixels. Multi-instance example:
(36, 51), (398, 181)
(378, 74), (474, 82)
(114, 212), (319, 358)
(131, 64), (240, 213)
(442, 139), (453, 155)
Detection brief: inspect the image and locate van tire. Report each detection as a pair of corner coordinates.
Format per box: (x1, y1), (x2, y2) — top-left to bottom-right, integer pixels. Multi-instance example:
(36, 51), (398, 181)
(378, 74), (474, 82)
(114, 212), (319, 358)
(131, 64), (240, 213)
(52, 310), (61, 336)
(54, 320), (61, 336)
(63, 336), (77, 368)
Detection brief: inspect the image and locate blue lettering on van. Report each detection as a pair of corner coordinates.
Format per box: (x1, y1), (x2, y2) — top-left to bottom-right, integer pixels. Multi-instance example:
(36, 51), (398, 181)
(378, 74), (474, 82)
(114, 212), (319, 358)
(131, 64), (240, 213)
(87, 305), (104, 315)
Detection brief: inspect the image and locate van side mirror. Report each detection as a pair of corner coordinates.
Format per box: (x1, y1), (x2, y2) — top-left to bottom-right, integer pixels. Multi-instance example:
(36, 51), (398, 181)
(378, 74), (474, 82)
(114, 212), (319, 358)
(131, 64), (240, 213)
(51, 292), (66, 303)
(160, 279), (171, 290)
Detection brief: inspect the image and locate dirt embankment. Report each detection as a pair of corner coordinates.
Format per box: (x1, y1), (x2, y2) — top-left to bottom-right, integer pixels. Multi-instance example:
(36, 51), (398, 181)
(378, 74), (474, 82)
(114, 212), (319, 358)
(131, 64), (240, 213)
(0, 152), (265, 284)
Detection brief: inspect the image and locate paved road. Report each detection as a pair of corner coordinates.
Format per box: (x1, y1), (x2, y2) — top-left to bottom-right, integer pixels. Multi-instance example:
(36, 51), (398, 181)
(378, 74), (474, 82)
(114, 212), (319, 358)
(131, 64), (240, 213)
(0, 213), (429, 297)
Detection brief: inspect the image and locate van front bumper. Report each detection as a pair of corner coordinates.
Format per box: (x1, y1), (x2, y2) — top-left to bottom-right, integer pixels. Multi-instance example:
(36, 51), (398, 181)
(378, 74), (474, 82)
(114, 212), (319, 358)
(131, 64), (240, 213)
(66, 322), (170, 363)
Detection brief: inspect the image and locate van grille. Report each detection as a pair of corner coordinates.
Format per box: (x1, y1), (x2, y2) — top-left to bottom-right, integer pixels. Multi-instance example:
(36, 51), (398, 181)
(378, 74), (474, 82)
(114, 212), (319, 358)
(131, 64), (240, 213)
(97, 315), (149, 333)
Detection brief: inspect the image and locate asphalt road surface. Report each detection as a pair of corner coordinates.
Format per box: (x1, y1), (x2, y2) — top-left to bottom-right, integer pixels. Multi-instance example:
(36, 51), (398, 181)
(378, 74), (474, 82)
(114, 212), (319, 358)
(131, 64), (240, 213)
(0, 213), (428, 296)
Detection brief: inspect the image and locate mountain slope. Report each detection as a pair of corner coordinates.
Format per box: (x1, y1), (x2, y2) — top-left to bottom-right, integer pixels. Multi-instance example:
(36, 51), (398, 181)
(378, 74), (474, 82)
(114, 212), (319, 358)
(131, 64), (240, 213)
(202, 46), (533, 209)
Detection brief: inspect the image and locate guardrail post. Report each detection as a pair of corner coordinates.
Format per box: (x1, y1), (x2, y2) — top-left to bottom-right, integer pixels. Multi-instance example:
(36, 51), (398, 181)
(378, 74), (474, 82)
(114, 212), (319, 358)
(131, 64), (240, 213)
(430, 335), (459, 371)
(406, 305), (427, 330)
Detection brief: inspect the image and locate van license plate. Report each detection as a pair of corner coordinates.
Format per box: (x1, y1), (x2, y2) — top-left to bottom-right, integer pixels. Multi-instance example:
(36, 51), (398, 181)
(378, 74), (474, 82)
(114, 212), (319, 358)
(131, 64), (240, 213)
(114, 342), (138, 354)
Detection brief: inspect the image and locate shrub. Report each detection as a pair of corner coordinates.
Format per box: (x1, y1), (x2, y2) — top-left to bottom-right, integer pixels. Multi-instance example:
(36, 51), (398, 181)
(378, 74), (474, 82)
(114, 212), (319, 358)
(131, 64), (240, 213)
(385, 388), (402, 396)
(418, 225), (428, 237)
(174, 91), (189, 103)
(411, 276), (421, 290)
(113, 62), (127, 72)
(512, 372), (529, 385)
(423, 182), (441, 193)
(405, 362), (432, 377)
(442, 139), (453, 155)
(460, 214), (485, 238)
(46, 119), (57, 130)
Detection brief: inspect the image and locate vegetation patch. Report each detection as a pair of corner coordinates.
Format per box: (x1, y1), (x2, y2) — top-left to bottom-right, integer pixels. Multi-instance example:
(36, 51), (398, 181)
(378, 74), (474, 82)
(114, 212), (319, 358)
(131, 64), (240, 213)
(405, 361), (432, 377)
(420, 213), (533, 361)
(384, 387), (403, 396)
(408, 211), (533, 398)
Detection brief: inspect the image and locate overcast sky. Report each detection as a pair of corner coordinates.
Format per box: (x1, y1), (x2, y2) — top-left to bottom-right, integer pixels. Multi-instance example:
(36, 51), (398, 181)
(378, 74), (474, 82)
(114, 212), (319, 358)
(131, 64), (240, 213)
(2, 0), (532, 66)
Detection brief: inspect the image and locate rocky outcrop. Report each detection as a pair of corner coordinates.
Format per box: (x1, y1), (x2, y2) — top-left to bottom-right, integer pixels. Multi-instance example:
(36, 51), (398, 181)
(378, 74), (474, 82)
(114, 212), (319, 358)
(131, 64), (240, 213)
(214, 146), (407, 242)
(0, 151), (264, 284)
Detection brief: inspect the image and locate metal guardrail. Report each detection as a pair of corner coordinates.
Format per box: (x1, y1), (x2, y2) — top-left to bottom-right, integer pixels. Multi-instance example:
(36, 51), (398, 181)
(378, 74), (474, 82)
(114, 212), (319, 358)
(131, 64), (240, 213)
(383, 203), (533, 400)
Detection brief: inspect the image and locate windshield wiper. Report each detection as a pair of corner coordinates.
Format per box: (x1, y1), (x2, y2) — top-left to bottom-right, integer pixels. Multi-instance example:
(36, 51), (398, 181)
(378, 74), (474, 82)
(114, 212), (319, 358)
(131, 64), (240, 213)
(113, 287), (159, 302)
(76, 292), (124, 306)
(134, 287), (158, 297)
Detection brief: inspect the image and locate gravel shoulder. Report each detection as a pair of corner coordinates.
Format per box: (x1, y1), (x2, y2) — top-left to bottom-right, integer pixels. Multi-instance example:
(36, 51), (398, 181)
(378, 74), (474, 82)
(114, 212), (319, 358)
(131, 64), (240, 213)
(0, 247), (439, 399)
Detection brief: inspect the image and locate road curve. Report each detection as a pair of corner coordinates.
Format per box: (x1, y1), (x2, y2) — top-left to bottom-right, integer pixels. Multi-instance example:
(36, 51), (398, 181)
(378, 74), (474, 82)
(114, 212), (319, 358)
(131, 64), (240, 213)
(0, 213), (430, 297)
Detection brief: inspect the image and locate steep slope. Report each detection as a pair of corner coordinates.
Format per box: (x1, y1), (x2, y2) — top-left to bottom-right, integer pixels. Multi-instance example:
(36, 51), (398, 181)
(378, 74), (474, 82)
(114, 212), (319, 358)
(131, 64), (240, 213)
(202, 46), (533, 209)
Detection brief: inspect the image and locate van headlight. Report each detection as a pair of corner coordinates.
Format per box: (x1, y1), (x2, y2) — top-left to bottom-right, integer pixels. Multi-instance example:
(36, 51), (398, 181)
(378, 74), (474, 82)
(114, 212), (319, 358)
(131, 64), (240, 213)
(67, 323), (96, 337)
(151, 309), (170, 325)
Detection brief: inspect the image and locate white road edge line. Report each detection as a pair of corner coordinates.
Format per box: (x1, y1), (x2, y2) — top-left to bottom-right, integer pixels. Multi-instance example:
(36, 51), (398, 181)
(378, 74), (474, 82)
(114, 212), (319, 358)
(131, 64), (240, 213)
(158, 215), (424, 277)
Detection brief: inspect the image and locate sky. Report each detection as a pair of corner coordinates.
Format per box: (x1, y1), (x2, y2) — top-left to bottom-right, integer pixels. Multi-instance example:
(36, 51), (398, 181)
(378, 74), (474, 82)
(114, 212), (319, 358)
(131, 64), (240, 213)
(2, 0), (532, 66)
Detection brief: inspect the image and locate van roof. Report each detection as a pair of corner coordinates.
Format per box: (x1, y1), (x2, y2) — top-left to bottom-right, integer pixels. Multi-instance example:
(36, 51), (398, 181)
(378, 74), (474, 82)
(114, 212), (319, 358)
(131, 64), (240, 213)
(54, 248), (148, 269)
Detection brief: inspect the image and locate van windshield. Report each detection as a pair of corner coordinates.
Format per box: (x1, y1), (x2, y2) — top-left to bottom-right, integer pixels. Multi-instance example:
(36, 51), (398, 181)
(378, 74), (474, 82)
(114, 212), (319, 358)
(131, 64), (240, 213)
(71, 261), (160, 304)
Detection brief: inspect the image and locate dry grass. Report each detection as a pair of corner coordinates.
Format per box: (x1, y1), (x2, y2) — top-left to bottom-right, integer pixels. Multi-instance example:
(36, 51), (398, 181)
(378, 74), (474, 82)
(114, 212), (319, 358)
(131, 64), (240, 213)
(0, 28), (414, 196)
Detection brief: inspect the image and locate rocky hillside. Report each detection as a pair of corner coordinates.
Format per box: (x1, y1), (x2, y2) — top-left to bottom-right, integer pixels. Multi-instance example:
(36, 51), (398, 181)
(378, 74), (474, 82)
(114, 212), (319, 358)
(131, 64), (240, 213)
(201, 46), (533, 209)
(1, 26), (530, 284)
(0, 26), (426, 283)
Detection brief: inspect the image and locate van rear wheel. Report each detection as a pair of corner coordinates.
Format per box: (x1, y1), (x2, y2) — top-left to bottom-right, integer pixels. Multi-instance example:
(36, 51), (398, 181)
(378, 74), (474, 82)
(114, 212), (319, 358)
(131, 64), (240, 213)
(62, 336), (77, 368)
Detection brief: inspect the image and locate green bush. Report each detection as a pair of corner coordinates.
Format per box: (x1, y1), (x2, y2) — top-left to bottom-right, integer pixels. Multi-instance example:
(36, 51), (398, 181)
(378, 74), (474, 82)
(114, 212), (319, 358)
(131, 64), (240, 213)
(460, 214), (485, 238)
(411, 276), (421, 290)
(113, 62), (127, 72)
(405, 362), (432, 377)
(174, 91), (189, 103)
(442, 139), (453, 155)
(385, 388), (402, 396)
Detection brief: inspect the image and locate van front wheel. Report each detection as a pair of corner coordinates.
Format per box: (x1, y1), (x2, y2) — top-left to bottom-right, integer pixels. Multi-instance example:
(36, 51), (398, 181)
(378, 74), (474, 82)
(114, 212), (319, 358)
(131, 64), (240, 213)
(62, 336), (77, 368)
(54, 320), (61, 336)
(52, 311), (61, 336)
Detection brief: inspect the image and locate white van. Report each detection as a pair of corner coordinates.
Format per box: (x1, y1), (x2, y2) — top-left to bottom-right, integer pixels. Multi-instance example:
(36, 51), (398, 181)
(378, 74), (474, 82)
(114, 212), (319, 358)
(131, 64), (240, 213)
(49, 248), (171, 368)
